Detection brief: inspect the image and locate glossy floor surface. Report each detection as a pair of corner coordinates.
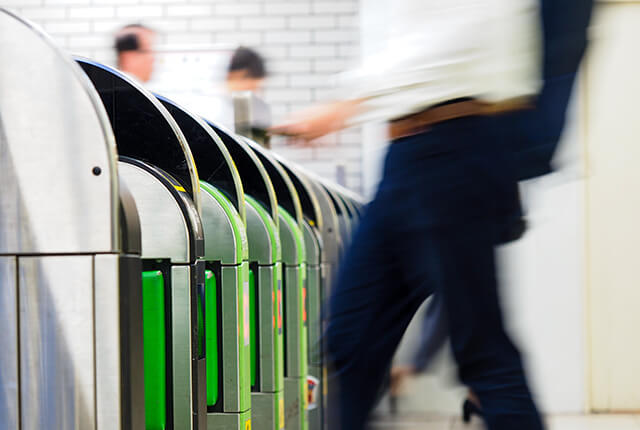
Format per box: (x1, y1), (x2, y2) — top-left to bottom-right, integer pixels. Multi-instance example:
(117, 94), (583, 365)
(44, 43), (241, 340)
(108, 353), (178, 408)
(370, 413), (640, 429)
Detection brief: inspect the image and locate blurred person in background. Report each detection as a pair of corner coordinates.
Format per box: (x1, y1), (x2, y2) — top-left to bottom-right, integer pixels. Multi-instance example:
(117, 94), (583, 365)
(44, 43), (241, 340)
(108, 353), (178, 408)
(226, 46), (272, 147)
(114, 24), (156, 83)
(200, 46), (271, 141)
(272, 1), (593, 429)
(227, 46), (267, 93)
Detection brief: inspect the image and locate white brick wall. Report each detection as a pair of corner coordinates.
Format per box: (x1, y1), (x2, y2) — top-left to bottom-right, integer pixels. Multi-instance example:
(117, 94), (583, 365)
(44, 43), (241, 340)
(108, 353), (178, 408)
(5, 0), (363, 192)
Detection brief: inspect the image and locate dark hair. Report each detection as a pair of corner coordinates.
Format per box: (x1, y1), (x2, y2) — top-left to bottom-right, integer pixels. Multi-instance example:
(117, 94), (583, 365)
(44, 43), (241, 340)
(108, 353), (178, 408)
(228, 47), (267, 79)
(114, 24), (152, 53)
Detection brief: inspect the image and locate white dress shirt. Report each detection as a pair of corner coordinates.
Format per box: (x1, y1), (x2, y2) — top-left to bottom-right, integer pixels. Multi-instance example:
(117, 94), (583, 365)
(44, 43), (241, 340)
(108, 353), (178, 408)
(340, 0), (541, 124)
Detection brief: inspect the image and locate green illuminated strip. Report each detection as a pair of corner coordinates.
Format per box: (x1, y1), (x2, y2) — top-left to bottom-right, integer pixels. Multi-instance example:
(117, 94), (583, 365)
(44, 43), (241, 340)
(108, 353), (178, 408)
(249, 269), (257, 388)
(142, 270), (167, 430)
(205, 270), (219, 406)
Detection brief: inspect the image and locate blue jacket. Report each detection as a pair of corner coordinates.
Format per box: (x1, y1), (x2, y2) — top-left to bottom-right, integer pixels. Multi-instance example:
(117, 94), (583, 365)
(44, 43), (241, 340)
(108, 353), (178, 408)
(510, 0), (594, 180)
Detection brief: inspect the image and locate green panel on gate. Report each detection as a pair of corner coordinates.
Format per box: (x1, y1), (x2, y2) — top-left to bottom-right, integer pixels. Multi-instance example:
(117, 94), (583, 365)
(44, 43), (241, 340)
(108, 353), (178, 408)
(249, 269), (257, 388)
(205, 269), (219, 406)
(142, 270), (167, 430)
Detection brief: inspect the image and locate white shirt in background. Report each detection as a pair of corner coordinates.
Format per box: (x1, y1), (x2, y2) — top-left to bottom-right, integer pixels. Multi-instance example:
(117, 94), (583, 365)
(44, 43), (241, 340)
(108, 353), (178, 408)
(340, 0), (541, 124)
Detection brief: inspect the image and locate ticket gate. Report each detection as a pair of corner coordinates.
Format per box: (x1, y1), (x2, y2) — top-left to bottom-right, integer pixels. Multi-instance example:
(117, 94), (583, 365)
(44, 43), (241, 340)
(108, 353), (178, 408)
(322, 181), (363, 227)
(243, 145), (310, 430)
(77, 59), (208, 430)
(269, 160), (342, 430)
(339, 195), (358, 226)
(321, 181), (365, 223)
(0, 10), (145, 430)
(158, 97), (253, 430)
(269, 164), (326, 430)
(1, 11), (371, 430)
(323, 187), (353, 251)
(205, 123), (285, 430)
(301, 177), (342, 305)
(326, 188), (358, 248)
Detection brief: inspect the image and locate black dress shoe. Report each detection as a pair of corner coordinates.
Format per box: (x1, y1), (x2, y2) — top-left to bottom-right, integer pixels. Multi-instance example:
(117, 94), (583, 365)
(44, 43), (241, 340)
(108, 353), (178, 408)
(462, 398), (483, 423)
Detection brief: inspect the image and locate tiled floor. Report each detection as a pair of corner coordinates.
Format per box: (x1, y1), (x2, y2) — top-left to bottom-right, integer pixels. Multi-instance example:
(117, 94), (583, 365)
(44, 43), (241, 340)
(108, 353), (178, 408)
(370, 413), (640, 429)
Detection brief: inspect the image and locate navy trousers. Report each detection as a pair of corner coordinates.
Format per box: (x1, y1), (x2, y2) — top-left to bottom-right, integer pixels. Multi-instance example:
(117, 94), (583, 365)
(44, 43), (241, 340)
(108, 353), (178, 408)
(325, 115), (544, 430)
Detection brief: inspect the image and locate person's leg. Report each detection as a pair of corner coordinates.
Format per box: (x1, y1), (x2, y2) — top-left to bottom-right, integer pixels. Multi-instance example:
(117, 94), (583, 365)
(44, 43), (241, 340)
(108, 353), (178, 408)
(391, 117), (544, 430)
(326, 116), (544, 430)
(434, 219), (543, 430)
(325, 138), (440, 430)
(411, 294), (449, 372)
(398, 117), (543, 430)
(325, 194), (431, 430)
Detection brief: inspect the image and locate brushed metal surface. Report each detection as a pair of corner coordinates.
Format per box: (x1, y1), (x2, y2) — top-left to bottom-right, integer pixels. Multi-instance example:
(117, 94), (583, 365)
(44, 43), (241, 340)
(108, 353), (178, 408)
(19, 256), (96, 430)
(306, 264), (323, 430)
(0, 10), (118, 254)
(251, 392), (278, 430)
(302, 227), (322, 364)
(284, 377), (306, 430)
(283, 266), (305, 379)
(201, 186), (241, 264)
(335, 193), (359, 246)
(304, 180), (341, 268)
(324, 187), (352, 249)
(279, 211), (304, 266)
(171, 265), (195, 430)
(119, 162), (191, 263)
(258, 266), (278, 392)
(94, 255), (122, 429)
(246, 201), (275, 265)
(221, 266), (244, 413)
(0, 257), (18, 430)
(207, 409), (251, 430)
(301, 222), (321, 267)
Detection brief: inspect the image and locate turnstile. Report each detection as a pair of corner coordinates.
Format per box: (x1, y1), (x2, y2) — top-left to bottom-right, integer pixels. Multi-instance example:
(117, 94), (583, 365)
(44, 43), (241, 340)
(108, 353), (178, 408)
(77, 59), (208, 430)
(243, 144), (310, 430)
(245, 195), (285, 430)
(323, 187), (353, 252)
(158, 97), (252, 430)
(275, 165), (347, 430)
(266, 161), (326, 430)
(199, 181), (251, 430)
(0, 11), (370, 430)
(0, 10), (145, 430)
(206, 123), (286, 430)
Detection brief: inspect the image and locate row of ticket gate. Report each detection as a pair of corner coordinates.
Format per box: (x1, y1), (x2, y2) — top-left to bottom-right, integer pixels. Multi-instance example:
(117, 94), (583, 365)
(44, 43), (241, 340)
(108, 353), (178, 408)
(0, 10), (363, 430)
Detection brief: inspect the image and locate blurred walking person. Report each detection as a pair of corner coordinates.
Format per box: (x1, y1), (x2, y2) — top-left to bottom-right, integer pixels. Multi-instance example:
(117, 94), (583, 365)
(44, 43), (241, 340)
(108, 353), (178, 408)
(114, 24), (156, 83)
(272, 0), (593, 429)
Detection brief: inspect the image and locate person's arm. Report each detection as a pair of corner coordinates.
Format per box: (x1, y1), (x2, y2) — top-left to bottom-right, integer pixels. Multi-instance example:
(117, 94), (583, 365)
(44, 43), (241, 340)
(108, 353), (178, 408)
(269, 99), (364, 142)
(271, 0), (540, 141)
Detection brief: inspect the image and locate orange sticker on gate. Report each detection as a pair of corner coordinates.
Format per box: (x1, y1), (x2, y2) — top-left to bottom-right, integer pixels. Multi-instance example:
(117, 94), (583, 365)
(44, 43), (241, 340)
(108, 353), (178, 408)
(302, 287), (307, 324)
(277, 280), (283, 334)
